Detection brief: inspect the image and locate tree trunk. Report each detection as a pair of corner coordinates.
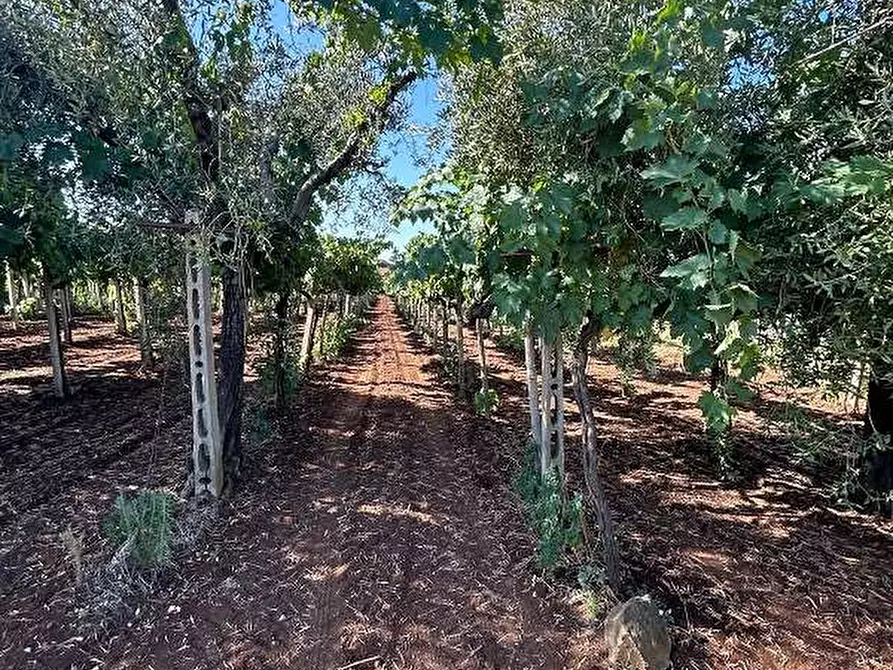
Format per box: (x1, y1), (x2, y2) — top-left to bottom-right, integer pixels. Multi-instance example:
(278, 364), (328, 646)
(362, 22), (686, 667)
(59, 286), (73, 345)
(185, 237), (224, 498)
(571, 316), (621, 595)
(21, 271), (33, 299)
(97, 281), (109, 315)
(539, 333), (565, 480)
(218, 264), (246, 497)
(860, 367), (893, 514)
(524, 321), (542, 445)
(441, 301), (449, 357)
(6, 262), (18, 329)
(318, 294), (331, 356)
(133, 276), (152, 365)
(113, 278), (127, 335)
(343, 293), (351, 318)
(476, 317), (489, 395)
(455, 303), (466, 391)
(300, 300), (319, 374)
(43, 269), (69, 399)
(273, 289), (290, 411)
(710, 357), (728, 392)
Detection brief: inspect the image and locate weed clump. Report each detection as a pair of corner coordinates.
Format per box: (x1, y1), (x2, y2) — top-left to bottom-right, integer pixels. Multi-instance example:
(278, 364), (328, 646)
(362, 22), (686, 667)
(101, 490), (175, 568)
(513, 439), (583, 574)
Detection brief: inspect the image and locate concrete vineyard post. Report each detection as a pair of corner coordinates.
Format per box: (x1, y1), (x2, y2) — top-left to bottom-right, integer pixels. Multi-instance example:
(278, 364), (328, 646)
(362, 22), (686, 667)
(6, 262), (18, 329)
(539, 334), (565, 481)
(524, 321), (541, 446)
(300, 301), (318, 374)
(441, 302), (449, 357)
(113, 278), (127, 335)
(43, 269), (68, 399)
(539, 336), (553, 475)
(20, 272), (32, 300)
(59, 286), (73, 344)
(476, 317), (488, 396)
(185, 232), (224, 498)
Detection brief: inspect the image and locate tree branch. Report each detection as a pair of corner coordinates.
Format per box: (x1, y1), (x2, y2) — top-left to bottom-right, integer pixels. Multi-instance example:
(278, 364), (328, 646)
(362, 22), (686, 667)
(287, 70), (417, 227)
(159, 0), (219, 184)
(794, 9), (893, 67)
(259, 133), (280, 211)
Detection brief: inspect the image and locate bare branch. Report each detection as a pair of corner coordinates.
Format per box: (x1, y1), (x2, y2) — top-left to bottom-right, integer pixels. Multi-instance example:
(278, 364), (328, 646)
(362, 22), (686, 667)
(159, 0), (219, 184)
(794, 9), (893, 67)
(287, 70), (417, 227)
(259, 133), (280, 210)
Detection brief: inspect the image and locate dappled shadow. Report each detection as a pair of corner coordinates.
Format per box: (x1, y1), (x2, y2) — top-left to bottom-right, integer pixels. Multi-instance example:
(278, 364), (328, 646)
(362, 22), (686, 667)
(479, 334), (893, 668)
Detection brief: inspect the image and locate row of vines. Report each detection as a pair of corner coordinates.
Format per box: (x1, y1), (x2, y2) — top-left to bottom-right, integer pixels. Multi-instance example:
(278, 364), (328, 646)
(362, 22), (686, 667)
(387, 0), (893, 595)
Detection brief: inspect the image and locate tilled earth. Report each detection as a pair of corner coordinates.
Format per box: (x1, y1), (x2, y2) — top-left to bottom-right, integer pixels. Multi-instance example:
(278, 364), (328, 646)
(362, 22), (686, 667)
(0, 298), (891, 670)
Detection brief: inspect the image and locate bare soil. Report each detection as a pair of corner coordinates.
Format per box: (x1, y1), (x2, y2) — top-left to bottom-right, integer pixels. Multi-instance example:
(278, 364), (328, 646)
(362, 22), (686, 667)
(0, 298), (891, 670)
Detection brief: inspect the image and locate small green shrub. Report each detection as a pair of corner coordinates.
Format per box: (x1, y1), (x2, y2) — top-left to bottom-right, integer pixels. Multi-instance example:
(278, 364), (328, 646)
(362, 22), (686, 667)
(474, 388), (499, 416)
(101, 490), (175, 568)
(17, 296), (42, 320)
(769, 401), (860, 469)
(317, 314), (363, 361)
(256, 349), (302, 404)
(513, 440), (583, 573)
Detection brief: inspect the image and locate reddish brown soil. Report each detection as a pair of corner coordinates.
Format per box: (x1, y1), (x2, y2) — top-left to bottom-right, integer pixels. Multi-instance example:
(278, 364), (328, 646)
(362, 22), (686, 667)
(0, 299), (891, 670)
(480, 333), (893, 670)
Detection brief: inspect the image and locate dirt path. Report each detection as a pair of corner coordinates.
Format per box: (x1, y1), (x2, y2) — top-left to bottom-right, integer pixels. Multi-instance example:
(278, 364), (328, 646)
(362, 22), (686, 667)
(6, 297), (887, 669)
(0, 297), (589, 670)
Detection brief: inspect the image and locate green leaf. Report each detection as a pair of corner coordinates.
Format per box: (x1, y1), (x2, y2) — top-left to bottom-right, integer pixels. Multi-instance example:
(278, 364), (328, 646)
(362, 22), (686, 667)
(684, 344), (713, 374)
(698, 390), (734, 434)
(728, 229), (740, 258)
(728, 188), (747, 214)
(726, 283), (758, 313)
(661, 253), (710, 289)
(725, 378), (755, 403)
(661, 207), (708, 231)
(707, 220), (728, 244)
(641, 155), (699, 187)
(622, 118), (662, 151)
(704, 302), (734, 326)
(0, 133), (24, 161)
(642, 192), (679, 221)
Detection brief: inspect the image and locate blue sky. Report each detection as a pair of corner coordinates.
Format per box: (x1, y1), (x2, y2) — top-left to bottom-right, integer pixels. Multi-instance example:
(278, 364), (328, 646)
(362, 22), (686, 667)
(266, 0), (440, 257)
(325, 76), (443, 259)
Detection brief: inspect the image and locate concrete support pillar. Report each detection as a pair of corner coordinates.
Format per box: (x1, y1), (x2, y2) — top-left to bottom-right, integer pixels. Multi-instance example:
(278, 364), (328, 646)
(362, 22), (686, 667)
(186, 232), (223, 498)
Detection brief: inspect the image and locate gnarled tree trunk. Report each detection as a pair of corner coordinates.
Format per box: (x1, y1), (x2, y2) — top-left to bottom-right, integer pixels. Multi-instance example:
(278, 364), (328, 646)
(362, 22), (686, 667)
(860, 367), (893, 514)
(133, 276), (152, 365)
(571, 316), (621, 595)
(218, 264), (246, 497)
